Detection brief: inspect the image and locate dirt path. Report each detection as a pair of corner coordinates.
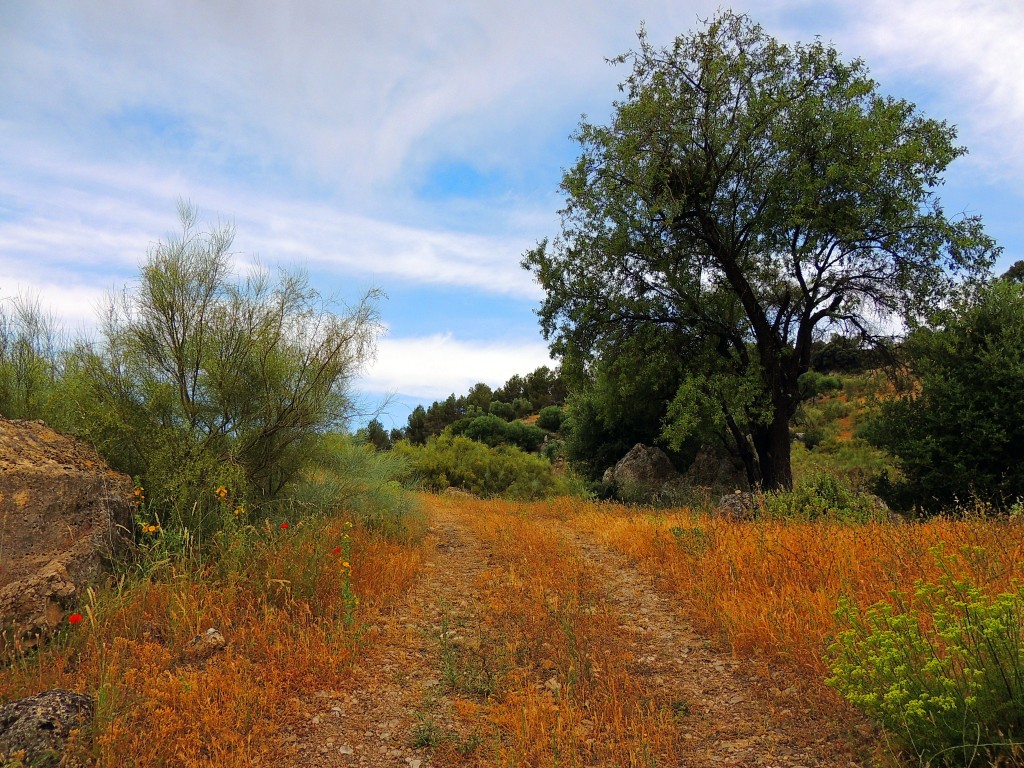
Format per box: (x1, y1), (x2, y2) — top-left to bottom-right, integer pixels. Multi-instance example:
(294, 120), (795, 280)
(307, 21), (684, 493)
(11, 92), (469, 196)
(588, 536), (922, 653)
(287, 499), (492, 767)
(289, 496), (872, 766)
(552, 520), (871, 766)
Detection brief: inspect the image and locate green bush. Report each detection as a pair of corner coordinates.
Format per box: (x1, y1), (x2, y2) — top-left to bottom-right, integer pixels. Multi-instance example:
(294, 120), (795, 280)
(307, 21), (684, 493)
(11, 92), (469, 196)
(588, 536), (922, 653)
(501, 420), (546, 452)
(0, 294), (63, 421)
(828, 567), (1024, 766)
(391, 434), (571, 499)
(59, 204), (381, 540)
(865, 280), (1024, 511)
(457, 414), (546, 452)
(761, 473), (888, 522)
(462, 413), (509, 446)
(798, 370), (843, 401)
(536, 405), (564, 431)
(488, 400), (514, 420)
(284, 433), (420, 539)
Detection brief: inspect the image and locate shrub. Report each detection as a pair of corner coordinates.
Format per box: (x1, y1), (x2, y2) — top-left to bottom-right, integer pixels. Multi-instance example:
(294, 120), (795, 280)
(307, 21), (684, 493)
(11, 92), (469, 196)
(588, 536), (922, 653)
(391, 434), (570, 499)
(59, 203), (381, 539)
(797, 370), (843, 401)
(0, 294), (63, 420)
(488, 400), (514, 421)
(283, 433), (421, 539)
(457, 414), (546, 453)
(865, 280), (1024, 511)
(462, 413), (509, 446)
(761, 473), (888, 522)
(828, 566), (1024, 766)
(501, 420), (546, 452)
(536, 405), (564, 431)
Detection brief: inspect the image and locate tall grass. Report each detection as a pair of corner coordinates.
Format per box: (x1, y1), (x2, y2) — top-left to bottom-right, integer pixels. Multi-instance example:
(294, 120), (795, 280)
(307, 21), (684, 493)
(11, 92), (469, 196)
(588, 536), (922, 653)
(0, 514), (423, 767)
(564, 500), (1024, 682)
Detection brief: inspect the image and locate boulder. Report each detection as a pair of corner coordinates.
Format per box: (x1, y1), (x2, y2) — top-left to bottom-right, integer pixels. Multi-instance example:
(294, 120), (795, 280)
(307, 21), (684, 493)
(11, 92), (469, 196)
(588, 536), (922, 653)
(716, 490), (761, 521)
(180, 627), (227, 665)
(612, 444), (679, 487)
(0, 689), (94, 767)
(0, 419), (133, 654)
(680, 443), (747, 492)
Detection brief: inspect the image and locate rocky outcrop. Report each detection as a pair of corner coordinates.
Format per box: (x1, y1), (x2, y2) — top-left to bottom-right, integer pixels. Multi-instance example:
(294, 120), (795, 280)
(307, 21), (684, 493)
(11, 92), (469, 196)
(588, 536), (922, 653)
(603, 443), (748, 504)
(611, 444), (679, 488)
(0, 419), (133, 654)
(0, 689), (94, 767)
(680, 444), (747, 492)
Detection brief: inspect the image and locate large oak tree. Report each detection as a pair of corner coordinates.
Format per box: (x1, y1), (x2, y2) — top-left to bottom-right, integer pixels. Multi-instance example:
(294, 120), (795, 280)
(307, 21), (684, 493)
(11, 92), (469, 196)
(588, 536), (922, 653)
(523, 12), (997, 490)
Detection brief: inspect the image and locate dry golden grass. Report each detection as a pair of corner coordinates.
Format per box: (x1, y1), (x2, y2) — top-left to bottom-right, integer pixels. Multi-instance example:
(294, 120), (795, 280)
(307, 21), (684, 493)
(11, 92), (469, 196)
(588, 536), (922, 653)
(556, 498), (1024, 691)
(0, 516), (424, 767)
(437, 495), (684, 766)
(7, 489), (1017, 766)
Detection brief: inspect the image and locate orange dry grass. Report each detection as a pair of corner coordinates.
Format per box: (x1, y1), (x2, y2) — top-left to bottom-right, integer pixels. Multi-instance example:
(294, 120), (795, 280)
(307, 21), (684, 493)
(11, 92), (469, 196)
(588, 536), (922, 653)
(0, 516), (423, 767)
(428, 495), (682, 766)
(558, 498), (1024, 688)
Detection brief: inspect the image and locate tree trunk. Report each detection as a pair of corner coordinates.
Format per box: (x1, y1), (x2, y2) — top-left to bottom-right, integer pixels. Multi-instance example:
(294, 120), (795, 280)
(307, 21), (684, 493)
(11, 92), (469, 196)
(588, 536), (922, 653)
(751, 411), (793, 491)
(724, 408), (762, 489)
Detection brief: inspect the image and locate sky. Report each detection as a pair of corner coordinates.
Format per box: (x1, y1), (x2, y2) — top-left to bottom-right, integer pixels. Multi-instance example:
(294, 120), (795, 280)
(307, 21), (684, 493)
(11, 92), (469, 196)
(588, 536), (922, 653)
(2, 0), (1023, 430)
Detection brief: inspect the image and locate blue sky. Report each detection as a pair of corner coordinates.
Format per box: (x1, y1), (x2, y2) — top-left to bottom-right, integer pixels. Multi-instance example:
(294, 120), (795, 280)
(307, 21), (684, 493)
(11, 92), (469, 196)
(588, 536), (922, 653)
(2, 0), (1022, 430)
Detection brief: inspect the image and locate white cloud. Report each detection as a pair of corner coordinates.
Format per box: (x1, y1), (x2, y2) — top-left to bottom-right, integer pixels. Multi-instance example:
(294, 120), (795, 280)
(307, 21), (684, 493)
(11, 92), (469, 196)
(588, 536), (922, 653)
(837, 0), (1024, 178)
(362, 332), (553, 399)
(0, 276), (107, 333)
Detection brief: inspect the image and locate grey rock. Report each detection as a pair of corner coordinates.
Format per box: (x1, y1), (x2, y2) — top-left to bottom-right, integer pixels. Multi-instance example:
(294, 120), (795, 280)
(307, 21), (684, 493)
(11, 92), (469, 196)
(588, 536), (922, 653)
(613, 444), (678, 487)
(680, 444), (747, 492)
(181, 627), (227, 664)
(0, 689), (94, 767)
(716, 491), (760, 521)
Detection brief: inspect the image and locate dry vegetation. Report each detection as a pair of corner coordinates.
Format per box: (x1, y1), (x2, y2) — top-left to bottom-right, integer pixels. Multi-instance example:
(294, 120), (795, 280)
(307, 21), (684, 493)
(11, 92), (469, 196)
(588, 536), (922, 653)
(0, 517), (424, 767)
(563, 499), (1024, 700)
(5, 491), (1023, 766)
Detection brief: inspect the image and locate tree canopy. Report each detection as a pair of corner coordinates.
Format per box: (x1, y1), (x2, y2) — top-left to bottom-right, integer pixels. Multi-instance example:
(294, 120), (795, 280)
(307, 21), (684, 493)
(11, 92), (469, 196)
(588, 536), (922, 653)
(523, 11), (997, 489)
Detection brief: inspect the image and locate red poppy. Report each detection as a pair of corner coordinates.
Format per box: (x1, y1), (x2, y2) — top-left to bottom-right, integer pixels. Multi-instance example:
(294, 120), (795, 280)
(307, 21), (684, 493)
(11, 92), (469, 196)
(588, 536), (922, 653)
(332, 547), (341, 554)
(280, 522), (289, 529)
(68, 613), (83, 625)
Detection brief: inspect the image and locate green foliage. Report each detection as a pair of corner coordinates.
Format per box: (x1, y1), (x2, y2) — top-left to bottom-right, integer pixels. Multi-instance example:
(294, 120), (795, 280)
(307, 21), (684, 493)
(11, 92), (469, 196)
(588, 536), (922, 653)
(391, 434), (573, 499)
(798, 371), (843, 401)
(523, 10), (996, 490)
(488, 400), (514, 421)
(761, 473), (888, 522)
(0, 295), (63, 421)
(283, 433), (420, 539)
(356, 418), (392, 451)
(456, 414), (546, 452)
(536, 405), (564, 432)
(865, 280), (1024, 511)
(811, 335), (885, 374)
(397, 367), (566, 441)
(791, 438), (900, 494)
(828, 566), (1024, 765)
(58, 204), (382, 540)
(562, 325), (691, 480)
